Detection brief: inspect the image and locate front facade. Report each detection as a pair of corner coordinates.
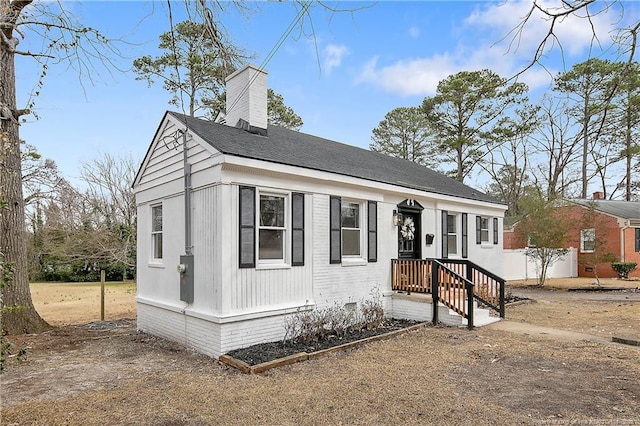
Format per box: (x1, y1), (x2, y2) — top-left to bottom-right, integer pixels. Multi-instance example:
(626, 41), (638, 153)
(134, 65), (507, 358)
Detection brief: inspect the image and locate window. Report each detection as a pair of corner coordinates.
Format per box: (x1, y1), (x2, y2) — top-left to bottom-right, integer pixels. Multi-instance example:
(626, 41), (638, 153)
(480, 217), (490, 243)
(341, 201), (361, 256)
(476, 216), (490, 244)
(259, 194), (286, 261)
(447, 214), (458, 255)
(329, 196), (376, 264)
(636, 228), (640, 252)
(239, 187), (305, 269)
(581, 228), (595, 252)
(151, 204), (163, 260)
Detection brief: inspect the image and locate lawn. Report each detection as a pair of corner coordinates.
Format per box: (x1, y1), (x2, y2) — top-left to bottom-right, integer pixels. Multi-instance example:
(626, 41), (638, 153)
(29, 281), (137, 325)
(1, 280), (638, 425)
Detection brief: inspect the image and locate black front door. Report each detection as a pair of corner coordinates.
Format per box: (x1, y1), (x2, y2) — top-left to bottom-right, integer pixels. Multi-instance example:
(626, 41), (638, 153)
(398, 211), (421, 259)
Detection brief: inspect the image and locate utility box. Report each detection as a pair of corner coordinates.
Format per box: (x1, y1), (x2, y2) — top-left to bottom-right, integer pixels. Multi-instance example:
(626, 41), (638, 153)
(179, 254), (194, 304)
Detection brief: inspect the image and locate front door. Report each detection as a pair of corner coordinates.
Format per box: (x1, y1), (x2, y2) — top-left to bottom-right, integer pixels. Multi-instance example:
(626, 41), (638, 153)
(398, 211), (421, 259)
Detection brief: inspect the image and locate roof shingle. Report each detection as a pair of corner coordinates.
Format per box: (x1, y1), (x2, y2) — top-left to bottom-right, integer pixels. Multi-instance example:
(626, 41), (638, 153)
(170, 112), (503, 205)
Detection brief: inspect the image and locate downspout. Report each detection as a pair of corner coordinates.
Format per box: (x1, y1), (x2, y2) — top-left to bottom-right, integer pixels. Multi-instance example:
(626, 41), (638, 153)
(182, 129), (192, 256)
(620, 220), (628, 262)
(178, 128), (194, 305)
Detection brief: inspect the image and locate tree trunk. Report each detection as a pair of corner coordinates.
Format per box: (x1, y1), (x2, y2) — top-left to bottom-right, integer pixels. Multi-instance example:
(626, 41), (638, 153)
(1, 0), (51, 334)
(581, 96), (589, 199)
(625, 93), (632, 201)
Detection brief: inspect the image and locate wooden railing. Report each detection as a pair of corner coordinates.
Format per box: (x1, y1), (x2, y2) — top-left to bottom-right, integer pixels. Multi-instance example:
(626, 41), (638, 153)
(391, 258), (505, 329)
(432, 261), (473, 319)
(391, 259), (431, 294)
(438, 259), (505, 318)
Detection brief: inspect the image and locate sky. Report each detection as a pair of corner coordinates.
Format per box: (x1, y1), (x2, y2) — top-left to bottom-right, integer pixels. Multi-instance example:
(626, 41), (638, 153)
(15, 0), (637, 188)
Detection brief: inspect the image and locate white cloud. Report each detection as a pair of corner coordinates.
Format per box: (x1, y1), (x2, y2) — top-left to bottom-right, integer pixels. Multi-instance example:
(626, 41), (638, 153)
(323, 44), (349, 74)
(355, 55), (457, 96)
(355, 0), (621, 96)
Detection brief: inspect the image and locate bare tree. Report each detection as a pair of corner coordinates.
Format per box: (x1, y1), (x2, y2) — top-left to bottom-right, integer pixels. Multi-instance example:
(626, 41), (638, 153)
(482, 136), (533, 216)
(529, 95), (582, 200)
(554, 58), (621, 198)
(79, 153), (137, 273)
(505, 1), (638, 77)
(515, 196), (572, 287)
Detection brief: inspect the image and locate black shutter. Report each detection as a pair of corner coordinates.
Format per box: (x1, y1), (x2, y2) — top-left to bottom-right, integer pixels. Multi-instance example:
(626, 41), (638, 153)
(636, 228), (640, 252)
(291, 192), (305, 266)
(239, 186), (255, 268)
(368, 201), (377, 262)
(476, 216), (482, 245)
(493, 217), (499, 245)
(462, 213), (468, 259)
(329, 196), (341, 264)
(441, 210), (448, 259)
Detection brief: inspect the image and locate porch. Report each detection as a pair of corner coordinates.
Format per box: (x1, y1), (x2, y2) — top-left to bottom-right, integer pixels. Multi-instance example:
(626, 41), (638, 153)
(390, 258), (505, 328)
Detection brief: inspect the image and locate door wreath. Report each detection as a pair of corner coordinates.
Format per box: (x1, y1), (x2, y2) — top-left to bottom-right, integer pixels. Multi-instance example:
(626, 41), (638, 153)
(400, 216), (415, 241)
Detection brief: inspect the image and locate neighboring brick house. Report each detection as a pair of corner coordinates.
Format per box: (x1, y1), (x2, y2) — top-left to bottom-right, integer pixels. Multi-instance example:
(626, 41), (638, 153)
(504, 196), (640, 279)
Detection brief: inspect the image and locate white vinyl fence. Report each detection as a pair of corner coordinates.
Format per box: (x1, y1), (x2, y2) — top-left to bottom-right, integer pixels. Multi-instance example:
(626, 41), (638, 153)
(503, 248), (578, 281)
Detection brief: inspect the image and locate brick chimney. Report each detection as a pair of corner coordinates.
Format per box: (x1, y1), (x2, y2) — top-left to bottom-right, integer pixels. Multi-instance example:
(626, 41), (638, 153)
(225, 64), (268, 133)
(592, 191), (604, 200)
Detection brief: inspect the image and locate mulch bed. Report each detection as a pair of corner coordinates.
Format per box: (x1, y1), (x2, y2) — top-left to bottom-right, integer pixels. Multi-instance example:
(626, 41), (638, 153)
(226, 318), (420, 366)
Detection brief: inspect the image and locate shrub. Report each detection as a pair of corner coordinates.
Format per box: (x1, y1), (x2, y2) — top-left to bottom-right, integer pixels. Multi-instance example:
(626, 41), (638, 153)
(611, 262), (637, 279)
(282, 290), (385, 345)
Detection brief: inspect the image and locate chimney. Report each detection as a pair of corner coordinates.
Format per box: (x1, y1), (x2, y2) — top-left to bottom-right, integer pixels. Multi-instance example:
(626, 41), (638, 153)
(225, 64), (268, 133)
(592, 191), (604, 200)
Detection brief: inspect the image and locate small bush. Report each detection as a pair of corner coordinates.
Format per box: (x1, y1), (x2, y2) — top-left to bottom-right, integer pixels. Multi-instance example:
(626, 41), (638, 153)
(611, 262), (637, 279)
(359, 289), (384, 330)
(282, 290), (385, 345)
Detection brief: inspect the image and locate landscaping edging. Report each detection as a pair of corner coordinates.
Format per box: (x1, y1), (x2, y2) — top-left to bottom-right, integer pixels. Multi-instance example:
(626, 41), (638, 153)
(612, 336), (640, 347)
(219, 322), (429, 374)
(567, 286), (639, 292)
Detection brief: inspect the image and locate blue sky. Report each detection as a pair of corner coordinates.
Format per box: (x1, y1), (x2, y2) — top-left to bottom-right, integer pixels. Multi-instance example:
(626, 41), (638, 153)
(15, 1), (636, 187)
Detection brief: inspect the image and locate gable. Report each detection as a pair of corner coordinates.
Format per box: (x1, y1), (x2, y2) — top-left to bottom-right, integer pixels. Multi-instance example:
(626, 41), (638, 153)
(133, 112), (223, 190)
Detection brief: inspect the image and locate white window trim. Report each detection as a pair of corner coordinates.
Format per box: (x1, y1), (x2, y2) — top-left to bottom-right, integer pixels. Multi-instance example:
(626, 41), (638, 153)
(256, 189), (290, 269)
(480, 216), (490, 244)
(447, 213), (459, 257)
(580, 228), (595, 253)
(341, 199), (367, 263)
(150, 203), (163, 265)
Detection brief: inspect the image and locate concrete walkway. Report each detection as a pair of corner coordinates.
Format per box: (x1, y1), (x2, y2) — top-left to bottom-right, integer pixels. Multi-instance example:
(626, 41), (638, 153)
(487, 320), (639, 348)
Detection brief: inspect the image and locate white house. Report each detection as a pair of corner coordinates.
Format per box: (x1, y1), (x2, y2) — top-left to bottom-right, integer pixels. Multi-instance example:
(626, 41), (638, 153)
(133, 65), (507, 359)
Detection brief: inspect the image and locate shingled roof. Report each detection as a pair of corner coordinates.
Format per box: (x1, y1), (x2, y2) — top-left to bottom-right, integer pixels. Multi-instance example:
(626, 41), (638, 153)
(169, 111), (502, 205)
(569, 199), (640, 220)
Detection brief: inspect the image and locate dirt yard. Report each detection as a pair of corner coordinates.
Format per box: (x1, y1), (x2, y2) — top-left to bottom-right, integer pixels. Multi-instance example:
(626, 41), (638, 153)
(1, 280), (639, 425)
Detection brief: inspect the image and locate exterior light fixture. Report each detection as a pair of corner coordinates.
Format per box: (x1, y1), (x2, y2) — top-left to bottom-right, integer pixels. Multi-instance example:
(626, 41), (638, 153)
(393, 210), (403, 226)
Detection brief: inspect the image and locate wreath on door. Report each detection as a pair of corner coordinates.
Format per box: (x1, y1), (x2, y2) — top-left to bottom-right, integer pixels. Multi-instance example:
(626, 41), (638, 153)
(400, 216), (415, 241)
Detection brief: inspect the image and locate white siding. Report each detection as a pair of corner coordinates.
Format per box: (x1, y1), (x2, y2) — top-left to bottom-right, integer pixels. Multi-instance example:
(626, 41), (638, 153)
(135, 115), (508, 358)
(312, 194), (387, 309)
(222, 186), (314, 314)
(191, 185), (219, 313)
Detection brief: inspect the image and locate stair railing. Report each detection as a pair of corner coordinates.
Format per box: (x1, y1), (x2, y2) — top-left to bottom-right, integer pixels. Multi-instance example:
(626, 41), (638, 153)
(437, 258), (505, 318)
(430, 260), (474, 329)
